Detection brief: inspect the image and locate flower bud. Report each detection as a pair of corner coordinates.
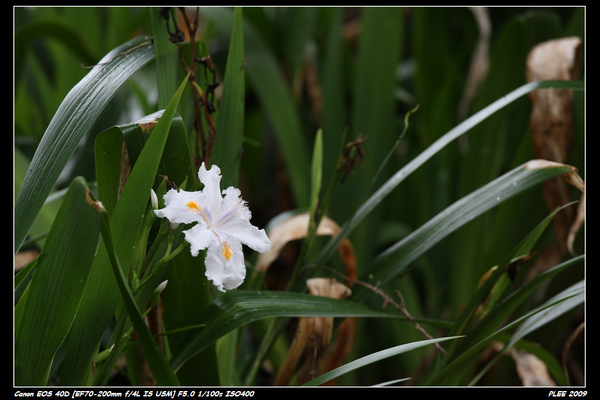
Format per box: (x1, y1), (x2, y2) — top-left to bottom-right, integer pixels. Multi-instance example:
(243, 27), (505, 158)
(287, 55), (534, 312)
(150, 189), (159, 210)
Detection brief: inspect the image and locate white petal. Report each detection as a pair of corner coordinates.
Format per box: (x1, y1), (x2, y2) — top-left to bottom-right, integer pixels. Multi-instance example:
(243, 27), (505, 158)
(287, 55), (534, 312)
(204, 239), (246, 292)
(221, 219), (271, 253)
(198, 163), (223, 216)
(221, 186), (243, 202)
(213, 188), (249, 227)
(183, 224), (216, 257)
(154, 189), (204, 225)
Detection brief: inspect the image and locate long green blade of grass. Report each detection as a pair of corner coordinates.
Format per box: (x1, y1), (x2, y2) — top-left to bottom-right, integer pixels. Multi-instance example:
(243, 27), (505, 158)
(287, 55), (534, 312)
(202, 7), (311, 206)
(448, 205), (581, 348)
(15, 35), (155, 253)
(15, 177), (99, 385)
(94, 197), (180, 386)
(169, 290), (401, 372)
(354, 161), (576, 299)
(212, 7), (246, 188)
(416, 205), (583, 385)
(56, 73), (189, 385)
(315, 80), (584, 269)
(150, 7), (180, 109)
(338, 7), (403, 262)
(431, 279), (584, 385)
(302, 336), (463, 386)
(468, 263), (584, 385)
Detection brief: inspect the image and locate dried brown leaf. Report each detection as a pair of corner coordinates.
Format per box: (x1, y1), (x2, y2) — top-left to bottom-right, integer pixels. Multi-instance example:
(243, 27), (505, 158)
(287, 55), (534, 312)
(458, 7), (491, 122)
(508, 348), (556, 386)
(561, 322), (584, 385)
(257, 212), (356, 284)
(523, 160), (585, 280)
(261, 213), (358, 385)
(526, 37), (584, 275)
(273, 278), (352, 386)
(527, 37), (582, 163)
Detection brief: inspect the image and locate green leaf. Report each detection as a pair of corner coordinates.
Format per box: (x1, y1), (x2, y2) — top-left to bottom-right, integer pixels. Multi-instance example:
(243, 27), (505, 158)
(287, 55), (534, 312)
(308, 128), (323, 238)
(169, 290), (401, 372)
(57, 72), (190, 385)
(315, 80), (584, 270)
(450, 10), (565, 307)
(150, 7), (180, 109)
(95, 198), (180, 386)
(91, 109), (195, 384)
(202, 7), (311, 206)
(509, 280), (584, 347)
(15, 35), (155, 253)
(468, 270), (584, 385)
(15, 177), (99, 385)
(449, 207), (581, 347)
(94, 128), (124, 216)
(319, 8), (349, 195)
(303, 336), (463, 386)
(417, 203), (583, 386)
(212, 7), (246, 188)
(95, 111), (194, 216)
(353, 161), (575, 299)
(431, 279), (583, 386)
(14, 148), (63, 250)
(161, 248), (220, 385)
(336, 7), (404, 261)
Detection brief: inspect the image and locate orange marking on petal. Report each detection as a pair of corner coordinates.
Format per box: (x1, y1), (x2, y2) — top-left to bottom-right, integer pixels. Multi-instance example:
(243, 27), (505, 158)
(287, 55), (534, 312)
(222, 242), (233, 261)
(187, 200), (202, 213)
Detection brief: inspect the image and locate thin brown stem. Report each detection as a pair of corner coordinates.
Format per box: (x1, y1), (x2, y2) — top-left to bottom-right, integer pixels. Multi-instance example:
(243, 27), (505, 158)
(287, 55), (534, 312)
(309, 265), (447, 355)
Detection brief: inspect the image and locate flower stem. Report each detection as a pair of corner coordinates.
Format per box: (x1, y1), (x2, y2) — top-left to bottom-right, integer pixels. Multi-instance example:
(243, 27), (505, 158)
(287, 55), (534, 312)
(137, 238), (189, 292)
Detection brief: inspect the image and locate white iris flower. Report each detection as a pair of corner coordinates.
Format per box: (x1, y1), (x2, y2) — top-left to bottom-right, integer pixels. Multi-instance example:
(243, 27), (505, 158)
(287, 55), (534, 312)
(154, 163), (271, 292)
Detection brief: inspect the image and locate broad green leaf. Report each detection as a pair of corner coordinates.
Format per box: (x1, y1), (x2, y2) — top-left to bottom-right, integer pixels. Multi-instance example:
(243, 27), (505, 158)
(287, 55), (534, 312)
(212, 7), (246, 188)
(15, 35), (155, 253)
(202, 7), (311, 207)
(315, 80), (584, 270)
(430, 279), (583, 386)
(14, 148), (62, 249)
(320, 8), (348, 187)
(161, 248), (220, 385)
(15, 177), (99, 385)
(150, 7), (180, 109)
(91, 109), (194, 385)
(309, 128), (323, 231)
(169, 290), (401, 372)
(93, 128), (123, 216)
(95, 111), (194, 216)
(95, 196), (180, 386)
(417, 205), (583, 385)
(468, 269), (584, 386)
(303, 336), (463, 386)
(57, 73), (190, 385)
(353, 161), (576, 300)
(449, 209), (582, 348)
(335, 7), (403, 262)
(450, 11), (564, 307)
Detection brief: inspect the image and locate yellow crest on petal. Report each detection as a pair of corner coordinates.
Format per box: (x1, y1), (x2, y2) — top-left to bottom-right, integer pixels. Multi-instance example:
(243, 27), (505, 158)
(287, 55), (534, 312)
(222, 242), (233, 261)
(187, 200), (202, 213)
